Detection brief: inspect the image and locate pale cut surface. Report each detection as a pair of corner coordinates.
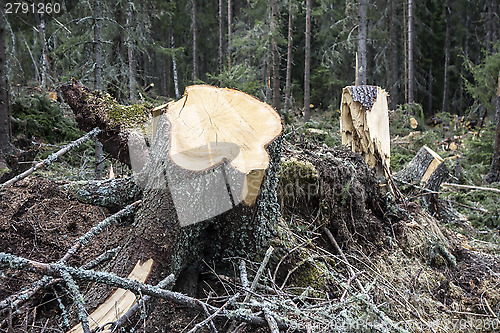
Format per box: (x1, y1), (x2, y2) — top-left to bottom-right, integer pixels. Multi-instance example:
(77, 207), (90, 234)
(68, 259), (154, 333)
(164, 85), (282, 173)
(153, 85), (282, 205)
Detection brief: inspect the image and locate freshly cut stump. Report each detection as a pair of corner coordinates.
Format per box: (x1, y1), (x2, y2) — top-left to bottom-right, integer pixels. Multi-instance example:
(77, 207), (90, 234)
(76, 85), (283, 329)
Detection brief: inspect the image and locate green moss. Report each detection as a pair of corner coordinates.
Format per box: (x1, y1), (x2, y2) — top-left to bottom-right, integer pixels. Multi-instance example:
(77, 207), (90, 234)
(278, 157), (319, 207)
(90, 91), (152, 130)
(291, 260), (327, 297)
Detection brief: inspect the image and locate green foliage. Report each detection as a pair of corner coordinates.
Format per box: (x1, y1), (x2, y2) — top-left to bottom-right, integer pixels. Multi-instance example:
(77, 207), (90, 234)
(207, 64), (265, 99)
(11, 94), (82, 144)
(463, 44), (500, 109)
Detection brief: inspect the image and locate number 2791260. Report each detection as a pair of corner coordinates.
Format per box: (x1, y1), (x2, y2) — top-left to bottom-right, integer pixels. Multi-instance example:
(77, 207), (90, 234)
(5, 2), (61, 14)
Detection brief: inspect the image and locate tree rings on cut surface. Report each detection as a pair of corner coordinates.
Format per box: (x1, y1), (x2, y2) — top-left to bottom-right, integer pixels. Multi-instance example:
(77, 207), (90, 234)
(152, 85), (283, 207)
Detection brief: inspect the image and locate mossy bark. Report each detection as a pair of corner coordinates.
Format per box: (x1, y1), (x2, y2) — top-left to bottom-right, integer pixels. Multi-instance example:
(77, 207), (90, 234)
(60, 81), (151, 166)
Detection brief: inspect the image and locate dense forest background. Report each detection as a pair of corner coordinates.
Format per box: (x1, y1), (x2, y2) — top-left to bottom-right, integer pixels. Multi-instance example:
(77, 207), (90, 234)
(1, 0), (498, 119)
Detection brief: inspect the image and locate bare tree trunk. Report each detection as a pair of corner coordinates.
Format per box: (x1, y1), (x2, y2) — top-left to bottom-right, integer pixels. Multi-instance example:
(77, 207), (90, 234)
(284, 0), (293, 115)
(270, 0), (280, 110)
(304, 0), (311, 122)
(388, 0), (399, 109)
(484, 72), (500, 183)
(357, 0), (367, 85)
(487, 0), (498, 53)
(126, 0), (137, 101)
(0, 0), (13, 162)
(92, 0), (104, 180)
(227, 0), (232, 71)
(93, 0), (103, 91)
(408, 0), (415, 104)
(219, 0), (223, 72)
(192, 0), (198, 80)
(171, 34), (180, 99)
(442, 0), (451, 113)
(37, 3), (50, 90)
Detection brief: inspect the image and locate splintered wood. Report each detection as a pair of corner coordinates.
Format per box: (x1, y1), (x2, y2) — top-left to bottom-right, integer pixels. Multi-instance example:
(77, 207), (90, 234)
(68, 259), (154, 333)
(340, 86), (391, 178)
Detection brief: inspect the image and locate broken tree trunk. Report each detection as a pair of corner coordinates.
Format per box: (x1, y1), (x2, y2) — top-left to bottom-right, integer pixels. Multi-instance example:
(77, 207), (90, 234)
(60, 81), (152, 167)
(62, 84), (283, 330)
(340, 86), (391, 179)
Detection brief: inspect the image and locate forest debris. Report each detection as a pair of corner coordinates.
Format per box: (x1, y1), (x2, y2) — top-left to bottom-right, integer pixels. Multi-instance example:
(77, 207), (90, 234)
(59, 200), (142, 264)
(340, 85), (391, 179)
(0, 127), (100, 188)
(0, 253), (300, 332)
(68, 259), (154, 333)
(442, 182), (500, 194)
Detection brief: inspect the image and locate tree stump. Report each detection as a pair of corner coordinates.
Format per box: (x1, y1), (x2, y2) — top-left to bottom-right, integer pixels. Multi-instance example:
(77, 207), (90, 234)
(340, 85), (391, 179)
(61, 84), (283, 330)
(395, 145), (449, 213)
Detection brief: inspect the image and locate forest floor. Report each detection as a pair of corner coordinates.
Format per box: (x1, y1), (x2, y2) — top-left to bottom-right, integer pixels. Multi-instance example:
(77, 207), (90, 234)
(1, 101), (500, 332)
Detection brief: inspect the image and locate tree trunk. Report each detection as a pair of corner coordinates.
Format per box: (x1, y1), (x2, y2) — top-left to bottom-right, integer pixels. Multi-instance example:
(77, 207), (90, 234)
(171, 33), (180, 99)
(408, 0), (415, 104)
(270, 0), (280, 110)
(227, 0), (232, 71)
(93, 0), (103, 91)
(357, 0), (367, 85)
(92, 0), (104, 180)
(219, 0), (223, 72)
(442, 0), (451, 113)
(487, 0), (498, 53)
(304, 0), (311, 122)
(484, 72), (500, 183)
(388, 0), (399, 109)
(126, 0), (137, 101)
(36, 3), (50, 90)
(284, 0), (293, 115)
(0, 0), (13, 166)
(61, 84), (284, 328)
(192, 0), (198, 80)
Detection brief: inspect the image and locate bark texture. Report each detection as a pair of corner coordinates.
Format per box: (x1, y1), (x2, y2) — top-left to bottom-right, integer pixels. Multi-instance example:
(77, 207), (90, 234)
(304, 0), (311, 121)
(357, 0), (368, 85)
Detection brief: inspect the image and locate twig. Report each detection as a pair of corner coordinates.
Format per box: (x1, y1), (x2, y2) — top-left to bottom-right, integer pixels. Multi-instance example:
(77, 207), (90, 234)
(187, 294), (238, 333)
(263, 307), (279, 333)
(322, 226), (366, 293)
(442, 182), (500, 194)
(59, 200), (141, 264)
(239, 260), (248, 289)
(0, 128), (101, 188)
(59, 268), (90, 333)
(243, 246), (274, 304)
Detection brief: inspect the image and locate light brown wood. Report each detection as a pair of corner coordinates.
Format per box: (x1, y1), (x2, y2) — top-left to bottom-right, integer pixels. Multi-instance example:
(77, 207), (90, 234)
(153, 85), (283, 205)
(420, 146), (444, 184)
(68, 259), (154, 333)
(340, 86), (391, 179)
